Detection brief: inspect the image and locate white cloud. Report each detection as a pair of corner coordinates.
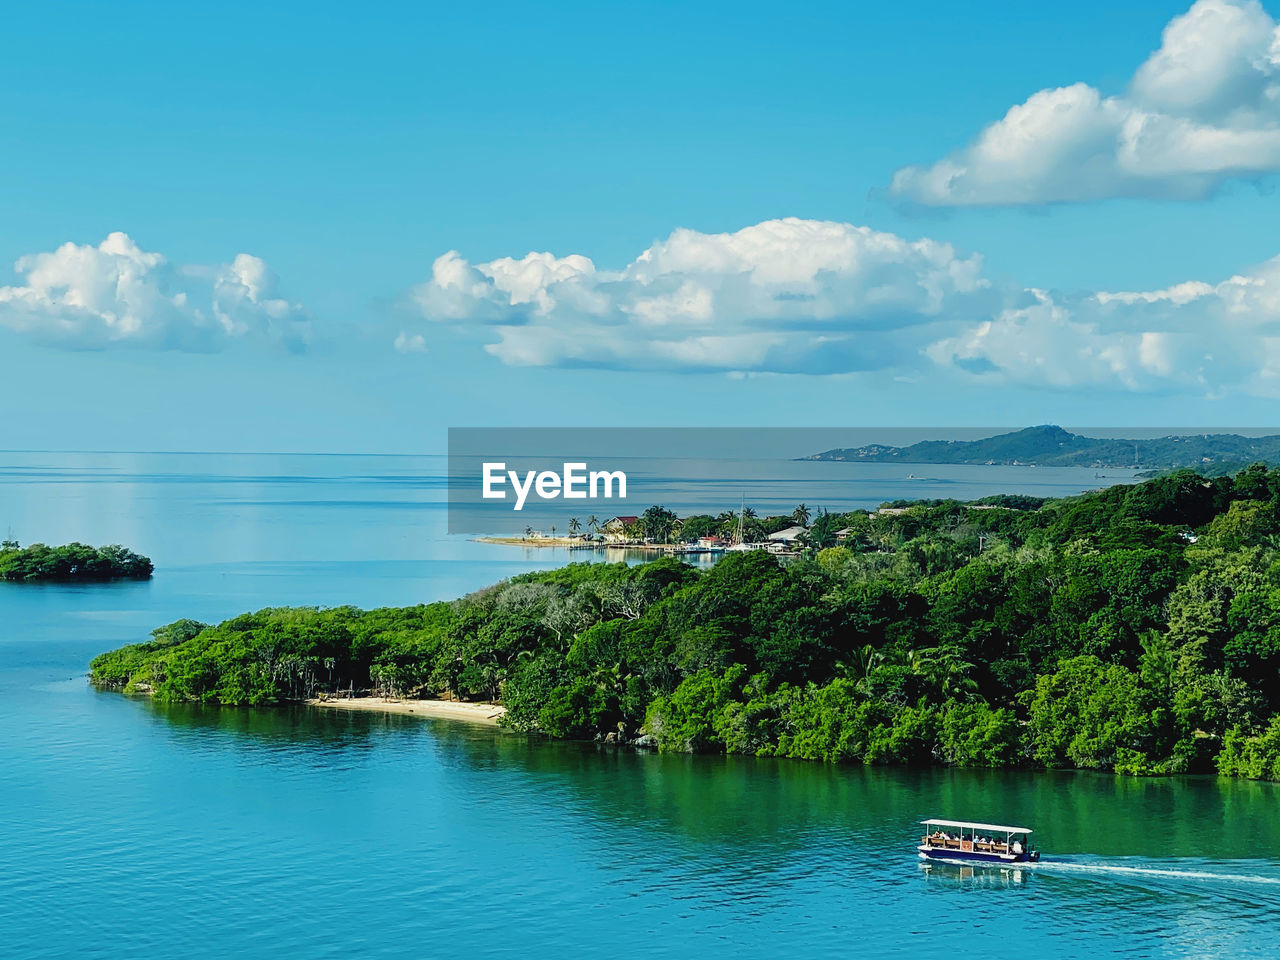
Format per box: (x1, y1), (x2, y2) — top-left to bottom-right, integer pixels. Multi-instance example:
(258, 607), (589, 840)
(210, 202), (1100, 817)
(0, 232), (310, 350)
(410, 215), (1280, 396)
(929, 256), (1280, 394)
(890, 0), (1280, 205)
(410, 217), (995, 374)
(393, 331), (427, 353)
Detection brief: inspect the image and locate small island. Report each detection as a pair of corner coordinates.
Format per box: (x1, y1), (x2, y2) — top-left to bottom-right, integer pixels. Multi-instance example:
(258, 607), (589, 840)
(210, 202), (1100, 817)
(0, 540), (154, 582)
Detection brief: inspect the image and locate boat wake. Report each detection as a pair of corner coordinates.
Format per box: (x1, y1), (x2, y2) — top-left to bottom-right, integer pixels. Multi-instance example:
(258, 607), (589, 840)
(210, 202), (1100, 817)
(1024, 857), (1280, 887)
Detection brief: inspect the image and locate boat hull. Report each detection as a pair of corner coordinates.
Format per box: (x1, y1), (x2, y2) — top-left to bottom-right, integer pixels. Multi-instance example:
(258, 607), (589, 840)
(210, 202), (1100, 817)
(917, 845), (1038, 864)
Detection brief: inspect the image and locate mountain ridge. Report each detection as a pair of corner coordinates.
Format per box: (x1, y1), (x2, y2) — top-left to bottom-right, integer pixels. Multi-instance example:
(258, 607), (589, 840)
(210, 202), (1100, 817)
(804, 426), (1280, 469)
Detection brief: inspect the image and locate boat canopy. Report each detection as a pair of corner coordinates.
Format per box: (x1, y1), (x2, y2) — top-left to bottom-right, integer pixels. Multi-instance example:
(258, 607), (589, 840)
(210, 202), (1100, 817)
(921, 818), (1031, 834)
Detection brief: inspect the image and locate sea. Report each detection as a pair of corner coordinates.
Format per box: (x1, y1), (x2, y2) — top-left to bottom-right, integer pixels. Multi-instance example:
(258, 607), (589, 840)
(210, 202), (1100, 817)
(2, 451), (1278, 959)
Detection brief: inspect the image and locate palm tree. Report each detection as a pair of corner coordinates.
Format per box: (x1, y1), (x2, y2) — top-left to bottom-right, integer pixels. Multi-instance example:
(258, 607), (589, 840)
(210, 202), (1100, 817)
(587, 515), (599, 531)
(850, 643), (883, 681)
(550, 525), (557, 538)
(793, 503), (811, 526)
(640, 505), (678, 544)
(907, 647), (979, 701)
(715, 511), (737, 536)
(524, 526), (533, 539)
(591, 661), (629, 696)
(569, 517), (581, 535)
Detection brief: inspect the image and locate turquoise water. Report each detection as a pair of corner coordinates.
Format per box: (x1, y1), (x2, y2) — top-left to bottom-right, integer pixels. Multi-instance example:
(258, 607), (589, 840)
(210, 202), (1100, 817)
(2, 453), (1278, 959)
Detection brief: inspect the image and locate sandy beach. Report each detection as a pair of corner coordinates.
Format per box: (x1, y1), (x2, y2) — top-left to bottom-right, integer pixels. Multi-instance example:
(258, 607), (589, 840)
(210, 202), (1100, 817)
(308, 697), (506, 724)
(474, 536), (680, 552)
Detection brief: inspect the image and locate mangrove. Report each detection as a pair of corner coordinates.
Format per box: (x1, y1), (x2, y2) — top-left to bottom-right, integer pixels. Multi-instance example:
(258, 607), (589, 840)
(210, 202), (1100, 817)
(2, 541), (154, 582)
(90, 464), (1280, 780)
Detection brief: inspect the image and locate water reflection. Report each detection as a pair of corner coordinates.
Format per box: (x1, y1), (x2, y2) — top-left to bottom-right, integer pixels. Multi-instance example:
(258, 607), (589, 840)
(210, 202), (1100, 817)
(128, 696), (1280, 865)
(919, 860), (1032, 889)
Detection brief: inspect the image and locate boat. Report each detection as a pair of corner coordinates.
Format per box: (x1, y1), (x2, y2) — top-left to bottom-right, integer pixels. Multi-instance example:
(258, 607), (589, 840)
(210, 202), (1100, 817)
(917, 818), (1039, 864)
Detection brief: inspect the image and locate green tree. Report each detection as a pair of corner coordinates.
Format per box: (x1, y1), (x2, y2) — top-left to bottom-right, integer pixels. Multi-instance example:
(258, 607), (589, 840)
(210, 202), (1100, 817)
(638, 505), (679, 543)
(1024, 656), (1171, 774)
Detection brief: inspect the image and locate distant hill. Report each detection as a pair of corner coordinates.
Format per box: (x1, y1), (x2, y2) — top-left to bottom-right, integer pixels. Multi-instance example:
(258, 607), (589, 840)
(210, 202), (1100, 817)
(804, 425), (1280, 470)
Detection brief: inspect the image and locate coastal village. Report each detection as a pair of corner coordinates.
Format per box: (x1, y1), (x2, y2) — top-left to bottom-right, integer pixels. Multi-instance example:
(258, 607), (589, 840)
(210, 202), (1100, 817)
(483, 506), (814, 556)
(577, 515), (814, 557)
(486, 502), (902, 558)
(478, 495), (1028, 560)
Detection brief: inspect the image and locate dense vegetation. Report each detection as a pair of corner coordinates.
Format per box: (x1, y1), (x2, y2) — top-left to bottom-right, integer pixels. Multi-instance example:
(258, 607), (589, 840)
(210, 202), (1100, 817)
(0, 541), (153, 582)
(91, 464), (1280, 780)
(809, 424), (1280, 471)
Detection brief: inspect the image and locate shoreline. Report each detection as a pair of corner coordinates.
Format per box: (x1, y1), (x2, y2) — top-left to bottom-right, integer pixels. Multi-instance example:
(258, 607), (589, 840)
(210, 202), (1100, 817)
(475, 536), (580, 546)
(473, 537), (685, 552)
(307, 696), (506, 724)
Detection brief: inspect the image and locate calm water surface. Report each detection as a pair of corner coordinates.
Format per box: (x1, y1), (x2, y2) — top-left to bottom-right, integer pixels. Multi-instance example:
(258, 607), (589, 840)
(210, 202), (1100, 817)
(1, 453), (1276, 959)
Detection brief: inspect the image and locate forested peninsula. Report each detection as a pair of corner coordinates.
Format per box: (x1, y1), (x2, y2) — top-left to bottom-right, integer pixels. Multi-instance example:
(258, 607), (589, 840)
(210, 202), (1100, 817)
(91, 465), (1280, 780)
(1, 542), (153, 582)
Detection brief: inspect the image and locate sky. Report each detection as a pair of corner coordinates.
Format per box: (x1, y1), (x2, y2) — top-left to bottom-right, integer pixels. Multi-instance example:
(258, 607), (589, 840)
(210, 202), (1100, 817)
(2, 0), (1280, 452)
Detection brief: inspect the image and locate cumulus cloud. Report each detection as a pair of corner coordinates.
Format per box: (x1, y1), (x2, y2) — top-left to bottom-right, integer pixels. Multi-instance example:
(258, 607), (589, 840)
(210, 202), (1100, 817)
(929, 256), (1280, 394)
(0, 232), (310, 350)
(408, 215), (1280, 396)
(890, 0), (1280, 205)
(411, 217), (995, 374)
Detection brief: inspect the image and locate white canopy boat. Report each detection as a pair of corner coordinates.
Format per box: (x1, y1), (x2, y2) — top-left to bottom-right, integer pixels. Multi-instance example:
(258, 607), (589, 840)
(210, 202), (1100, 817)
(918, 818), (1039, 864)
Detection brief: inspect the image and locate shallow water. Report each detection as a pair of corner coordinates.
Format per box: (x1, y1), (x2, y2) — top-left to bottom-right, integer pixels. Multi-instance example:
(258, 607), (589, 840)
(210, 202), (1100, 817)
(1, 453), (1276, 958)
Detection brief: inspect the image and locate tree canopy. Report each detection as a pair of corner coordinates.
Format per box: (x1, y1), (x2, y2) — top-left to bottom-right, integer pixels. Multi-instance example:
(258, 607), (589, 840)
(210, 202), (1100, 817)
(1, 542), (153, 582)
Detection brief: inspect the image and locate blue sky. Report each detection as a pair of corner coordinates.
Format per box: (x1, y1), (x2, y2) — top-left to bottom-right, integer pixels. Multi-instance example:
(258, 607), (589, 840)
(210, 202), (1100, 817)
(2, 0), (1280, 452)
